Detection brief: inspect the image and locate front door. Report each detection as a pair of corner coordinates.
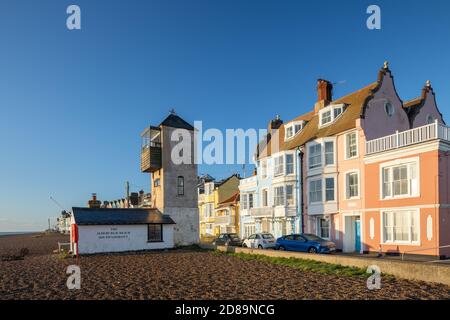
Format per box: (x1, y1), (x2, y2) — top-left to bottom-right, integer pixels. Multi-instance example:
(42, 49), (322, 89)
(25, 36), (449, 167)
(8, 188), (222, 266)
(354, 219), (361, 252)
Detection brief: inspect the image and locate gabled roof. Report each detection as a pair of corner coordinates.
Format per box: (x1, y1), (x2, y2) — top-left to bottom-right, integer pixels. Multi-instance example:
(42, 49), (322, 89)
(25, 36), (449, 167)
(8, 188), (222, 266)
(217, 191), (240, 208)
(72, 207), (175, 225)
(216, 173), (240, 187)
(160, 114), (194, 130)
(257, 81), (378, 159)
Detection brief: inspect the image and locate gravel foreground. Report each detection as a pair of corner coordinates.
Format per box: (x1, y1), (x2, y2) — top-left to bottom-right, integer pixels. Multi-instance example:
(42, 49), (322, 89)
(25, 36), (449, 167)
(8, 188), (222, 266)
(0, 233), (449, 300)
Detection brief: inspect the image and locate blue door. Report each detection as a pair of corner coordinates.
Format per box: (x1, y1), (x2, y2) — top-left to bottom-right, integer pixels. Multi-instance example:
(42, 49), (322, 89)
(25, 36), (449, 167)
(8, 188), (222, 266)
(354, 220), (361, 252)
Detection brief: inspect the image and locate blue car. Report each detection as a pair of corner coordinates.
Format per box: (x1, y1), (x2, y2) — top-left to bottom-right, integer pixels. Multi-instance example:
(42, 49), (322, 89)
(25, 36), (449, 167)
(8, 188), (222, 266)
(275, 233), (336, 253)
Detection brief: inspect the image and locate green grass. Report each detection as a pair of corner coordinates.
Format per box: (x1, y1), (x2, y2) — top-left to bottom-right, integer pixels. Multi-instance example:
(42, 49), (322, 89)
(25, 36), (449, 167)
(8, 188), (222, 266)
(219, 251), (369, 277)
(175, 244), (208, 252)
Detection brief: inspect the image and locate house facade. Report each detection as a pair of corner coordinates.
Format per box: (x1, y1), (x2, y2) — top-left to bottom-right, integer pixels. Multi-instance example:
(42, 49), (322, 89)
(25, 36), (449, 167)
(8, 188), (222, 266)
(198, 174), (240, 238)
(239, 62), (450, 257)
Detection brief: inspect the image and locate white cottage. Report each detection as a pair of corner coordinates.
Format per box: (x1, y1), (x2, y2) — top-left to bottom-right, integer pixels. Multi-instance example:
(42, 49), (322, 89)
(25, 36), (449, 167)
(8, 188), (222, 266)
(70, 207), (176, 255)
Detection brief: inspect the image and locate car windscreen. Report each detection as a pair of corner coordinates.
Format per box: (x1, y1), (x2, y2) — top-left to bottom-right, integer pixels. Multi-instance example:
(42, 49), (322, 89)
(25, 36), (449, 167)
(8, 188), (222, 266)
(261, 234), (274, 239)
(303, 234), (323, 242)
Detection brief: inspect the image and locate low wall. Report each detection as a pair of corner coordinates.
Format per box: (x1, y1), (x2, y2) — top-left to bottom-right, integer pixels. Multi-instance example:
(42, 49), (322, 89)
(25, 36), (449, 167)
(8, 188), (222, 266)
(211, 245), (450, 286)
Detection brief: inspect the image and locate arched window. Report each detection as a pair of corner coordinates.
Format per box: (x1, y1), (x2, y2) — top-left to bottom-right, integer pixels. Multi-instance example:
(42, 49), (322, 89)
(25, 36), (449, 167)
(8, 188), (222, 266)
(426, 114), (435, 124)
(177, 176), (184, 196)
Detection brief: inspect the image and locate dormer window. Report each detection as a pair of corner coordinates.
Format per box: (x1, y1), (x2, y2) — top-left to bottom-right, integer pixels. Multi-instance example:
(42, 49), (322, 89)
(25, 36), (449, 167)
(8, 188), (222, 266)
(319, 104), (345, 128)
(285, 120), (305, 140)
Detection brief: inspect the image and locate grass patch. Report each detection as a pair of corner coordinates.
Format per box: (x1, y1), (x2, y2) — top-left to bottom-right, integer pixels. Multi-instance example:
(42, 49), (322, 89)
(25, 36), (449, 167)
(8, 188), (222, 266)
(220, 251), (369, 277)
(175, 244), (209, 252)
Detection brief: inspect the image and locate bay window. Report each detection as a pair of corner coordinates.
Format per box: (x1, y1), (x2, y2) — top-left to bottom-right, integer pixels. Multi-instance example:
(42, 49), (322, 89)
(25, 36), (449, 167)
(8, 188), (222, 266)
(325, 141), (334, 165)
(308, 144), (322, 169)
(241, 194), (248, 210)
(286, 185), (294, 206)
(248, 193), (254, 209)
(286, 154), (294, 174)
(274, 186), (285, 206)
(309, 179), (322, 203)
(325, 177), (335, 201)
(274, 155), (284, 176)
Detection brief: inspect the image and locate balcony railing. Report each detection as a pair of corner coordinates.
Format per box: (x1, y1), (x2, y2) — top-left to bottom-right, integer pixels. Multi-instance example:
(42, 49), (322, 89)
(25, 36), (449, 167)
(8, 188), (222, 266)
(366, 121), (450, 155)
(141, 144), (162, 173)
(250, 207), (274, 217)
(214, 215), (235, 224)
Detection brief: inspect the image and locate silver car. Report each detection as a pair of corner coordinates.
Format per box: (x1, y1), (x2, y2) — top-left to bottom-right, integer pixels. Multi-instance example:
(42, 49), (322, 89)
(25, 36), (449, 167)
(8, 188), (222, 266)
(242, 233), (276, 249)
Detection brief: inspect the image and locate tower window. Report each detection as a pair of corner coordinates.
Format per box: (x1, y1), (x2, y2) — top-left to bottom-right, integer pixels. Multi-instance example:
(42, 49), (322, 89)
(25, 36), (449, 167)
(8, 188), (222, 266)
(177, 176), (185, 196)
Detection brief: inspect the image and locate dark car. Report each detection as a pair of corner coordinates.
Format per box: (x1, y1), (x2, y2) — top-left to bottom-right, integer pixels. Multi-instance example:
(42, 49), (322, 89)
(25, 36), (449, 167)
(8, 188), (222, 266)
(213, 233), (243, 247)
(275, 233), (336, 253)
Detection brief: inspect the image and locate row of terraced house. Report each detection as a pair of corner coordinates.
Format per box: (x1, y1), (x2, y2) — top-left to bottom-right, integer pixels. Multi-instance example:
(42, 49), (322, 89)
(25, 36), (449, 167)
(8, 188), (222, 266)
(138, 62), (450, 259)
(237, 62), (450, 258)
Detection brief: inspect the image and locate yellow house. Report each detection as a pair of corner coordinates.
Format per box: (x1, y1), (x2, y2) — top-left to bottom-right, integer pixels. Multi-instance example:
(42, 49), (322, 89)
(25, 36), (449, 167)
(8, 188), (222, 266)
(198, 174), (240, 240)
(215, 192), (240, 235)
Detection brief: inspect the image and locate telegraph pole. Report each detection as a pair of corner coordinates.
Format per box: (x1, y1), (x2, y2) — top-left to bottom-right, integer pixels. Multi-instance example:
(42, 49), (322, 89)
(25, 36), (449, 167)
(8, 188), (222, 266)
(126, 181), (130, 208)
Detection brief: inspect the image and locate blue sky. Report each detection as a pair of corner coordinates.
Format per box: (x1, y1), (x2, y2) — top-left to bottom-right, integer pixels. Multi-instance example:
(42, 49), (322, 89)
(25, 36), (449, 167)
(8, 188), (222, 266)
(0, 0), (449, 231)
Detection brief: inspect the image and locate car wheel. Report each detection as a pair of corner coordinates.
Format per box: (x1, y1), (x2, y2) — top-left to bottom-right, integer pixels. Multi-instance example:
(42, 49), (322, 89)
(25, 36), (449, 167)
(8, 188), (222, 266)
(278, 246), (285, 251)
(308, 247), (318, 254)
(242, 243), (247, 248)
(258, 245), (263, 249)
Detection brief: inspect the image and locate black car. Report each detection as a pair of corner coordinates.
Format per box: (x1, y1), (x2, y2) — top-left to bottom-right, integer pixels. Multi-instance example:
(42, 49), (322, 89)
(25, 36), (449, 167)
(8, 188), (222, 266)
(212, 233), (242, 247)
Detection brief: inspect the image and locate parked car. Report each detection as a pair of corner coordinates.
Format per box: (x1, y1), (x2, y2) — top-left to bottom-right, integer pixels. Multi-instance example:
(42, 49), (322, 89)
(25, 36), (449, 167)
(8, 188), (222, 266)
(275, 233), (336, 253)
(242, 233), (276, 249)
(212, 233), (243, 247)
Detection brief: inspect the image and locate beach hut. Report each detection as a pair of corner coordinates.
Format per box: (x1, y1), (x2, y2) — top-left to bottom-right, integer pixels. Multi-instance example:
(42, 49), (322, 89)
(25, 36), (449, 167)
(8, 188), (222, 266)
(70, 207), (176, 255)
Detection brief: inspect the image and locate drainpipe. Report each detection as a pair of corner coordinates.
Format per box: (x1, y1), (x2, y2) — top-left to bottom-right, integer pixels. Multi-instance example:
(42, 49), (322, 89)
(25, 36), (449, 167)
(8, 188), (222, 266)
(296, 147), (304, 234)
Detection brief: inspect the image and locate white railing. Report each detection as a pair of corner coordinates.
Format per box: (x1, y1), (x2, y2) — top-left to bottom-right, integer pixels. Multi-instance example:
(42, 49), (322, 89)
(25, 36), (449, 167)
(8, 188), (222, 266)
(250, 207), (274, 217)
(214, 215), (235, 224)
(366, 121), (450, 155)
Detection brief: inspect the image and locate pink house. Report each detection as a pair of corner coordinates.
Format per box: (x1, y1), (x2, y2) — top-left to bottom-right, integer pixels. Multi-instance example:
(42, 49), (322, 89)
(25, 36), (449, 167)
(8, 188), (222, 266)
(283, 62), (449, 258)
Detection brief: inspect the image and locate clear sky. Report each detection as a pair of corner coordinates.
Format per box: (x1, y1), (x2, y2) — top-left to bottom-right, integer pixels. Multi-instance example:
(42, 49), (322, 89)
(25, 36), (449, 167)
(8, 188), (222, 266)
(0, 0), (449, 231)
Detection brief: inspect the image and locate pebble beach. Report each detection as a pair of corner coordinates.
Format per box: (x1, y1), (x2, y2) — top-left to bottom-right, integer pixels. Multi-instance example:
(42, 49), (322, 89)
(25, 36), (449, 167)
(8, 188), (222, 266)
(1, 233), (449, 300)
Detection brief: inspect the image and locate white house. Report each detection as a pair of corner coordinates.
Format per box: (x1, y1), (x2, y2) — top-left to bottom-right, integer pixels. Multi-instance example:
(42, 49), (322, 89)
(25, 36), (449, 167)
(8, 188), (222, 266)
(70, 207), (176, 255)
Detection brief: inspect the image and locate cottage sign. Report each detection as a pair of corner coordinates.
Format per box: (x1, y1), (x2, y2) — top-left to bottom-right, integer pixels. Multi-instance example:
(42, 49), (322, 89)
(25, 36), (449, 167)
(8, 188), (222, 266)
(97, 227), (131, 240)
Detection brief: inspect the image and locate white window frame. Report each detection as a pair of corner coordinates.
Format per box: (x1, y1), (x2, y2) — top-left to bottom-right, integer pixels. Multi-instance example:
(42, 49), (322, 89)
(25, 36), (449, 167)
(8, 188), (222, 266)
(308, 143), (322, 169)
(309, 179), (323, 204)
(284, 121), (305, 141)
(261, 160), (267, 179)
(317, 217), (330, 240)
(286, 184), (295, 206)
(345, 131), (358, 160)
(324, 177), (336, 202)
(274, 186), (285, 207)
(319, 104), (345, 128)
(285, 153), (295, 175)
(345, 170), (360, 200)
(241, 194), (248, 210)
(262, 188), (269, 207)
(324, 140), (335, 166)
(274, 155), (284, 176)
(380, 209), (420, 245)
(379, 157), (420, 200)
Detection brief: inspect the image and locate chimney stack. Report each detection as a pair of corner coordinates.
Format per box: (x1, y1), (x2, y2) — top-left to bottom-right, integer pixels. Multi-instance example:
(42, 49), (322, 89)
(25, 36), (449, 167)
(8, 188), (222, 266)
(270, 114), (283, 131)
(88, 193), (101, 208)
(315, 79), (333, 113)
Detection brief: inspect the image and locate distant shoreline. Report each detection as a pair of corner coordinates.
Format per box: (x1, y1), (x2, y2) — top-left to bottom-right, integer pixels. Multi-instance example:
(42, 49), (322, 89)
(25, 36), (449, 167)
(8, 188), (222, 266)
(0, 232), (41, 238)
